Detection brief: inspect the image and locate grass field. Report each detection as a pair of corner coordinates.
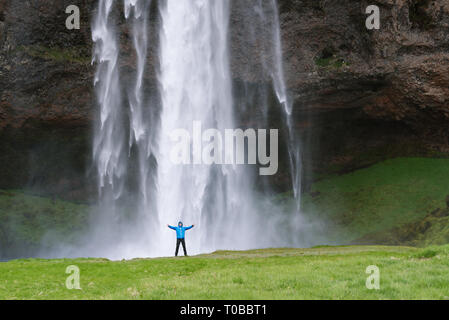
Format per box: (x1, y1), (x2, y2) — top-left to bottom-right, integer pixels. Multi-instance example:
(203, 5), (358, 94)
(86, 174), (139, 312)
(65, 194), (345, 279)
(1, 245), (449, 300)
(1, 157), (449, 299)
(301, 157), (449, 244)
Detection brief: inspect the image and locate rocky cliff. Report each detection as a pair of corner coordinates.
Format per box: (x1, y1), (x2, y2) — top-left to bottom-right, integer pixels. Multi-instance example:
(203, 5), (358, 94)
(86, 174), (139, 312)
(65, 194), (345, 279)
(278, 0), (449, 185)
(0, 0), (448, 199)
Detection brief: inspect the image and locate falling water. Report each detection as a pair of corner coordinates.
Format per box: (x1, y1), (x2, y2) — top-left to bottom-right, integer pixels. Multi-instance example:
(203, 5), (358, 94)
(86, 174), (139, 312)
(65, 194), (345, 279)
(91, 0), (129, 254)
(269, 0), (302, 213)
(88, 0), (306, 259)
(156, 0), (275, 254)
(156, 0), (234, 254)
(92, 0), (125, 200)
(88, 0), (156, 259)
(123, 0), (160, 255)
(125, 0), (149, 148)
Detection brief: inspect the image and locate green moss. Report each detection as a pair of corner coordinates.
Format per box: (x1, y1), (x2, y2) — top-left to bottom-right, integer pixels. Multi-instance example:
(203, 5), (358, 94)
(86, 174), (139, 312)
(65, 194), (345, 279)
(18, 45), (91, 65)
(412, 249), (438, 259)
(0, 190), (89, 257)
(315, 56), (348, 69)
(300, 158), (449, 245)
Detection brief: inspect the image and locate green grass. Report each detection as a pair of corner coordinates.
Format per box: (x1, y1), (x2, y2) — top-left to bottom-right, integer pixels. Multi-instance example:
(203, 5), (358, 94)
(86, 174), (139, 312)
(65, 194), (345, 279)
(419, 216), (449, 246)
(301, 157), (449, 244)
(1, 246), (449, 300)
(0, 190), (88, 257)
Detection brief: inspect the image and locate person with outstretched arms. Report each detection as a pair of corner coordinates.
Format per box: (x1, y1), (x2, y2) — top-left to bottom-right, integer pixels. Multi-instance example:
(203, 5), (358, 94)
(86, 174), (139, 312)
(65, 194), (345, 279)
(167, 221), (194, 257)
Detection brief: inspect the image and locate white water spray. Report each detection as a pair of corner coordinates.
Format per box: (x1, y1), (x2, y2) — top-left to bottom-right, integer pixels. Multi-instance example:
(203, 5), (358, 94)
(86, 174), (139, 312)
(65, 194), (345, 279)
(156, 0), (268, 255)
(269, 0), (302, 213)
(88, 0), (306, 259)
(92, 0), (125, 199)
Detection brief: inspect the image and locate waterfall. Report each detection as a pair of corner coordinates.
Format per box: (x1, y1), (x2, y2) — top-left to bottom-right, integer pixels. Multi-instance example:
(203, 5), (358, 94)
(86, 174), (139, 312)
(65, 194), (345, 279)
(269, 0), (302, 213)
(124, 0), (160, 255)
(89, 0), (304, 259)
(156, 0), (236, 254)
(91, 0), (128, 253)
(92, 0), (125, 200)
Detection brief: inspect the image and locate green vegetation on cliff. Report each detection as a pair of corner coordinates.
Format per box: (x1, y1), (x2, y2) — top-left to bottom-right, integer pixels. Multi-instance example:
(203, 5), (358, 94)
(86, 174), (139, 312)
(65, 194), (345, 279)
(17, 45), (91, 65)
(0, 190), (88, 259)
(314, 56), (347, 69)
(302, 157), (449, 246)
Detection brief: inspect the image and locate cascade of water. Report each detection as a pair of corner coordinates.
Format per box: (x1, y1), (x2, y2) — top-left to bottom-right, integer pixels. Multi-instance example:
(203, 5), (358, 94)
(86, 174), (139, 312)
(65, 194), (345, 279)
(269, 0), (302, 213)
(89, 0), (134, 259)
(239, 0), (301, 213)
(123, 0), (159, 254)
(125, 0), (148, 147)
(88, 0), (305, 259)
(92, 0), (125, 200)
(156, 0), (241, 255)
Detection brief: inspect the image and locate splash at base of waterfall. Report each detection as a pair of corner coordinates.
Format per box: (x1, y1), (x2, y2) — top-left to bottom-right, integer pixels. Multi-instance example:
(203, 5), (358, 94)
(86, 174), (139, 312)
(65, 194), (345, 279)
(53, 0), (315, 260)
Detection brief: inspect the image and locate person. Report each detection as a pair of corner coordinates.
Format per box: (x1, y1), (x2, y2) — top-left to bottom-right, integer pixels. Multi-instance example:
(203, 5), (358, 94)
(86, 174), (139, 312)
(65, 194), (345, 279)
(167, 221), (194, 257)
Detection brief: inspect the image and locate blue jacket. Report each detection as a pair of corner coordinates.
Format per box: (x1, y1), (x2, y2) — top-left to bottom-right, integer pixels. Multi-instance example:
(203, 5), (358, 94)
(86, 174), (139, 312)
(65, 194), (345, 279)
(169, 223), (193, 239)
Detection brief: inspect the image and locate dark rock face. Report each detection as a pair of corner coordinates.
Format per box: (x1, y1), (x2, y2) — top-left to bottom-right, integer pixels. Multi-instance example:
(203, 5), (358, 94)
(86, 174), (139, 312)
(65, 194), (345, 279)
(0, 0), (95, 200)
(0, 0), (448, 198)
(276, 0), (449, 185)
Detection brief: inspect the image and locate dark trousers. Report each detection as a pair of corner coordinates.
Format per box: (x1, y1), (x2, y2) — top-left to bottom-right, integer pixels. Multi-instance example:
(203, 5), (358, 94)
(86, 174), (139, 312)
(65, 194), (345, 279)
(175, 238), (187, 256)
